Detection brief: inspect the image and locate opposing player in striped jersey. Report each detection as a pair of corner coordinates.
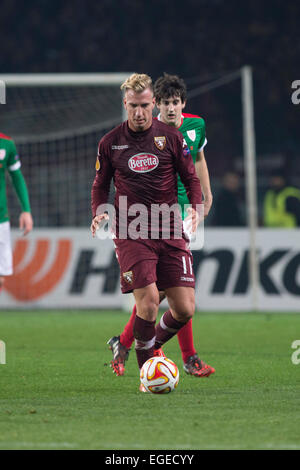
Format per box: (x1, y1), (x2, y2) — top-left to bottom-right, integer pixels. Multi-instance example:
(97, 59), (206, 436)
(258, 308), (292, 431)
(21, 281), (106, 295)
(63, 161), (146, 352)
(155, 75), (212, 221)
(108, 73), (215, 378)
(0, 133), (33, 292)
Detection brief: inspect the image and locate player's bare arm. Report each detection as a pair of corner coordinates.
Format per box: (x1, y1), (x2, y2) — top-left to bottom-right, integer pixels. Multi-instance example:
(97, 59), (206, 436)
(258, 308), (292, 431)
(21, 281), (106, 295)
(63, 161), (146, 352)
(184, 206), (201, 234)
(195, 149), (213, 217)
(19, 211), (33, 236)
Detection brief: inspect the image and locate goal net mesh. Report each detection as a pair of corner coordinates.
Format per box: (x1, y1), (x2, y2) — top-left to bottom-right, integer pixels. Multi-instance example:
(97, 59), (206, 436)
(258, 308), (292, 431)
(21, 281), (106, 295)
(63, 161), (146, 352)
(2, 83), (123, 227)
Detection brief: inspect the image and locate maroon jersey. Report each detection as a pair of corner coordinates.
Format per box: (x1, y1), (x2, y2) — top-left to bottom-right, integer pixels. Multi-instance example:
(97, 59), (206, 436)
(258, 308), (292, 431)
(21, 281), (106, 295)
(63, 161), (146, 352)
(91, 119), (201, 239)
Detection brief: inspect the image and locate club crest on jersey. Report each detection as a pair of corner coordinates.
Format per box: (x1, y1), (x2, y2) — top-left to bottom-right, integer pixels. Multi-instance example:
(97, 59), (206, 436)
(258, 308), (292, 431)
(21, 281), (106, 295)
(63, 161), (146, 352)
(0, 149), (6, 160)
(128, 153), (159, 173)
(187, 130), (196, 142)
(95, 156), (100, 171)
(154, 136), (166, 150)
(123, 271), (133, 284)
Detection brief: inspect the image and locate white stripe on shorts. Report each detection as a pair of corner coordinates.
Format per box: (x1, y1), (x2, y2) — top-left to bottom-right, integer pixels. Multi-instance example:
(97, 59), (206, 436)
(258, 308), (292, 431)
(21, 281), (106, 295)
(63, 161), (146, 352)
(182, 256), (187, 274)
(189, 257), (193, 275)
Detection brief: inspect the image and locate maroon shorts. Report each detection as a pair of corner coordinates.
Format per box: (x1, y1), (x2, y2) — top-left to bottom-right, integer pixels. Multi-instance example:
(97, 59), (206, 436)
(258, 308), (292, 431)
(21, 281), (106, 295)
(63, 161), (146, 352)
(113, 238), (195, 293)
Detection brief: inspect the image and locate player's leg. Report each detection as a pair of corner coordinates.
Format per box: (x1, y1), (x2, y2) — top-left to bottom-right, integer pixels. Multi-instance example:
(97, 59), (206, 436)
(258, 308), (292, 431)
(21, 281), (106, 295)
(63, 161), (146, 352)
(156, 306), (215, 377)
(0, 222), (13, 293)
(155, 241), (215, 377)
(119, 303), (137, 349)
(176, 318), (197, 363)
(109, 238), (158, 376)
(154, 286), (195, 350)
(107, 303), (136, 375)
(133, 282), (160, 370)
(107, 290), (166, 375)
(119, 290), (166, 349)
(177, 318), (215, 377)
(154, 242), (195, 348)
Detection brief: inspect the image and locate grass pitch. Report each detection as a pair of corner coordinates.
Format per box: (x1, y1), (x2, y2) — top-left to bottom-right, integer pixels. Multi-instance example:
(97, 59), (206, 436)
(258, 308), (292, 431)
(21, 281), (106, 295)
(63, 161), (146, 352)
(0, 310), (300, 450)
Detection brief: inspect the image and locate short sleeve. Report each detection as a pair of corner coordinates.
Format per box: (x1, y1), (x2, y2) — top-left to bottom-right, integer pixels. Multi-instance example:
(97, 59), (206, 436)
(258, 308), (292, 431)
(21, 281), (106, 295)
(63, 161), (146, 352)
(198, 118), (207, 152)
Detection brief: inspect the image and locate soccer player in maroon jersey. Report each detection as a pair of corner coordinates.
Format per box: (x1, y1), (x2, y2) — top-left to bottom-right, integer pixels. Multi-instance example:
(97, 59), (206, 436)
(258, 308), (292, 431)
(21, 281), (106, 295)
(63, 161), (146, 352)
(106, 74), (215, 379)
(91, 73), (203, 390)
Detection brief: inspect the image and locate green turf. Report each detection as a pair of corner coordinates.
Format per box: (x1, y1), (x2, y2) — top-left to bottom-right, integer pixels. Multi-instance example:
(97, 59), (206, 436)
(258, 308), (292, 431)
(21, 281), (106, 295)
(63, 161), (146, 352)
(0, 310), (300, 450)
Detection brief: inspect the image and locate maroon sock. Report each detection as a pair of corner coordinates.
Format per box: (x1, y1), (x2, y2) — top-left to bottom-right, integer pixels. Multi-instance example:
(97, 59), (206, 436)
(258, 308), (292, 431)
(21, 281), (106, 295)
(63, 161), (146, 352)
(155, 310), (186, 350)
(133, 315), (156, 369)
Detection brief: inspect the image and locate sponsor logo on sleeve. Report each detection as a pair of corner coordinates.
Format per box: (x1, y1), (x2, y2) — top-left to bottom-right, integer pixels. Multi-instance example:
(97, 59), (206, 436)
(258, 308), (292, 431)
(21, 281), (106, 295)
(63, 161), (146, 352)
(182, 139), (191, 158)
(0, 149), (6, 160)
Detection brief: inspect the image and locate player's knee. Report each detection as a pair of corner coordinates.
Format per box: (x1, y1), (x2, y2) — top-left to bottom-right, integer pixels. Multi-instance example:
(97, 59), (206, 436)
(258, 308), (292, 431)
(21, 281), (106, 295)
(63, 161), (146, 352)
(174, 298), (195, 323)
(134, 284), (160, 321)
(137, 294), (160, 322)
(143, 297), (159, 321)
(0, 277), (4, 289)
(177, 310), (194, 324)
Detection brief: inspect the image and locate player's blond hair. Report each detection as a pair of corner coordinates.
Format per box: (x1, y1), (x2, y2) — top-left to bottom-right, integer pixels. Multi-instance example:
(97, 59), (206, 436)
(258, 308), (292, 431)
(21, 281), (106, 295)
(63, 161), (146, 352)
(120, 73), (153, 94)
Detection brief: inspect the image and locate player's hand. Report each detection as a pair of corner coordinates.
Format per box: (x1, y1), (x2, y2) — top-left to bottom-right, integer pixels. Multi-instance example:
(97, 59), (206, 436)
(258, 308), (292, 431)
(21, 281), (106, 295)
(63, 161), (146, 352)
(91, 213), (109, 237)
(19, 212), (33, 236)
(184, 207), (200, 234)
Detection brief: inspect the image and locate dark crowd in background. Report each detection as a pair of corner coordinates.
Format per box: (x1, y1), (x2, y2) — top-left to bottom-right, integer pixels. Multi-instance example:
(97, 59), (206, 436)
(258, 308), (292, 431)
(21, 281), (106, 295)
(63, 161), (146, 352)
(1, 0), (300, 227)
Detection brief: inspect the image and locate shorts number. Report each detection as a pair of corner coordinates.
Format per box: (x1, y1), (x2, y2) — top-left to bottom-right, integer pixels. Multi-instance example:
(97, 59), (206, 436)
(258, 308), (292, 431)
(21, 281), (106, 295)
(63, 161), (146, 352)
(182, 256), (193, 275)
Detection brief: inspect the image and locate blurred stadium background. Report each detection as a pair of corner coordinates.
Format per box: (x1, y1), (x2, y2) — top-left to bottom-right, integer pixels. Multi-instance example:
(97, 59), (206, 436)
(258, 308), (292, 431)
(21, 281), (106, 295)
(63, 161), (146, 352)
(1, 0), (300, 454)
(0, 0), (299, 311)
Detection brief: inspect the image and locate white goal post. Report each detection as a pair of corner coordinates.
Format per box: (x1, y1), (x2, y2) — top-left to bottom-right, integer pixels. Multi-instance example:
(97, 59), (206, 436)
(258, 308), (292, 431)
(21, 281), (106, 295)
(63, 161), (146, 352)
(187, 66), (259, 311)
(0, 73), (132, 86)
(241, 66), (259, 312)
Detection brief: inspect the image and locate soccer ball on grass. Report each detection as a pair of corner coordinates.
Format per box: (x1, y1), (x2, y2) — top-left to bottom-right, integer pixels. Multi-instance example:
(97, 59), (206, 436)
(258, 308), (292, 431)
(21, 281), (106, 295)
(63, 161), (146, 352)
(140, 356), (179, 394)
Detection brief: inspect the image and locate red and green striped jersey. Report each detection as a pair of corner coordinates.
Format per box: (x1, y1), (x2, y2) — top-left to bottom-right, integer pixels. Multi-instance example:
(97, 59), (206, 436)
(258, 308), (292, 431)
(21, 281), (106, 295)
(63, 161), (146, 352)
(0, 133), (31, 223)
(157, 113), (207, 216)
